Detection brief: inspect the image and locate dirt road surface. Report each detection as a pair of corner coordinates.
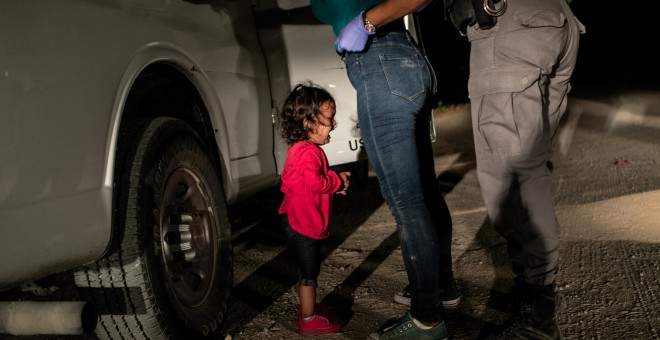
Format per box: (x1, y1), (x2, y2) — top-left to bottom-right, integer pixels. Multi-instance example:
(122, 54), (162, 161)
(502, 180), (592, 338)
(1, 90), (659, 339)
(222, 90), (660, 340)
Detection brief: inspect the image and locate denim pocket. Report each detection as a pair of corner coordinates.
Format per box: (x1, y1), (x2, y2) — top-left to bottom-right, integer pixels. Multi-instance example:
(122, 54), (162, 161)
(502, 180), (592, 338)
(345, 56), (360, 90)
(379, 53), (424, 101)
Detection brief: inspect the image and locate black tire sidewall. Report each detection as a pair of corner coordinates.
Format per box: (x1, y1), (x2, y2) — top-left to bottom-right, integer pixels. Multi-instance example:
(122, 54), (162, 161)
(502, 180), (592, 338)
(120, 117), (232, 338)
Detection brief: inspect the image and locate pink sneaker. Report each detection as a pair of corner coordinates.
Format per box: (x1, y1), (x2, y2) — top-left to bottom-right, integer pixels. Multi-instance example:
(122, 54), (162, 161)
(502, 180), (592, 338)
(298, 313), (341, 335)
(297, 304), (339, 320)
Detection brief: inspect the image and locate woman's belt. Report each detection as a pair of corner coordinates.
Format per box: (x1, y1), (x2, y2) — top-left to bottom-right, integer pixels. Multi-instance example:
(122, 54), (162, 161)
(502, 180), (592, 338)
(375, 18), (407, 37)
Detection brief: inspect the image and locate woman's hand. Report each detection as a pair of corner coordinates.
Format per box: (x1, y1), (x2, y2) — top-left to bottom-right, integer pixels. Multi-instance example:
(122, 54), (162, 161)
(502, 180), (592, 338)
(335, 12), (374, 54)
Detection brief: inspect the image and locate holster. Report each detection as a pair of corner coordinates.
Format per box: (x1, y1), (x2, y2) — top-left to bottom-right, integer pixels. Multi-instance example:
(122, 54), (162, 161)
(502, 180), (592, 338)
(443, 0), (499, 34)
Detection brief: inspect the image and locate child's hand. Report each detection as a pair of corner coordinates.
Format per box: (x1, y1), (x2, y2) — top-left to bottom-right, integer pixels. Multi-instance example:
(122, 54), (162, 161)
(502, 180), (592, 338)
(337, 171), (351, 195)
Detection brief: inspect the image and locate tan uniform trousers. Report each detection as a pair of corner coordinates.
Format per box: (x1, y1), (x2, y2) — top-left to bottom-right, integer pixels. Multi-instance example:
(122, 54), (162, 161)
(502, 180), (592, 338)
(467, 0), (585, 285)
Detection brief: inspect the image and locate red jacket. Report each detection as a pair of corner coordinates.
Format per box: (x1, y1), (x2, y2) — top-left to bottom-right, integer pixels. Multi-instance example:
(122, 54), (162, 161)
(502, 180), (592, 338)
(278, 141), (342, 239)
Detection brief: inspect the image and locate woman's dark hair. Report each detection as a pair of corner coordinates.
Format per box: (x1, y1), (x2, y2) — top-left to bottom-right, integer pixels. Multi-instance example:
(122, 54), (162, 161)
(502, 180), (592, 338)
(278, 82), (335, 145)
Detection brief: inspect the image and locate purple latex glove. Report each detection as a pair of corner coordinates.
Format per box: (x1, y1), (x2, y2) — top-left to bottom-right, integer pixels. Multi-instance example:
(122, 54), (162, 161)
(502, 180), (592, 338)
(335, 11), (375, 54)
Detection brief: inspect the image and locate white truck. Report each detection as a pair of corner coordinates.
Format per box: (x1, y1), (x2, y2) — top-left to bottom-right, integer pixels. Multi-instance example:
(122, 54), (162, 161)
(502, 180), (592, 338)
(0, 0), (366, 338)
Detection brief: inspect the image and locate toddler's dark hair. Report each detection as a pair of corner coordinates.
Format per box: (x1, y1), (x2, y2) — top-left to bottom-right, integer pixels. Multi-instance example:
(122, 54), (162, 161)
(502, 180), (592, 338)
(278, 82), (335, 145)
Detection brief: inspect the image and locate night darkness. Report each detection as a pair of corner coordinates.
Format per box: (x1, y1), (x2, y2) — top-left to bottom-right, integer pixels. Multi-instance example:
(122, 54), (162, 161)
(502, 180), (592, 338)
(414, 1), (659, 104)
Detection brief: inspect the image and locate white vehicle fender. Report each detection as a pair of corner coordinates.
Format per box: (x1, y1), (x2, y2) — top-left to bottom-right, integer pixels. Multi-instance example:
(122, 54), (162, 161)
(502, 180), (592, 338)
(106, 42), (236, 202)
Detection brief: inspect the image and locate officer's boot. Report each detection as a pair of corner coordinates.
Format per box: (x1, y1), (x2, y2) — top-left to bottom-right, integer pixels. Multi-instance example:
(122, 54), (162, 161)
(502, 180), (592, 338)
(500, 278), (566, 315)
(488, 282), (562, 340)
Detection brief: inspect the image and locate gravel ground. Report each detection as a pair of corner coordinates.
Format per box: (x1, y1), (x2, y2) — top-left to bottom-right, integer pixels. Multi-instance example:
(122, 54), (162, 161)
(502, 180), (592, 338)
(222, 90), (660, 340)
(2, 90), (659, 339)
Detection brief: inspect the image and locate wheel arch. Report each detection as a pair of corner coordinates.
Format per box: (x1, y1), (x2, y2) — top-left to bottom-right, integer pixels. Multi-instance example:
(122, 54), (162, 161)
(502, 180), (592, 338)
(105, 42), (233, 254)
(107, 43), (231, 188)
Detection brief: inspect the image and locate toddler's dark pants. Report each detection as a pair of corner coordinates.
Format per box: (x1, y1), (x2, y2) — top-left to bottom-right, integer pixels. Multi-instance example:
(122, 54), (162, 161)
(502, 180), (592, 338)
(281, 214), (320, 287)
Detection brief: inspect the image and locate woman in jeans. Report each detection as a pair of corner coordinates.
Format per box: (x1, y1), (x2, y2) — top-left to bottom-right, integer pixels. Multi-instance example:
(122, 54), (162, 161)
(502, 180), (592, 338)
(310, 1), (457, 338)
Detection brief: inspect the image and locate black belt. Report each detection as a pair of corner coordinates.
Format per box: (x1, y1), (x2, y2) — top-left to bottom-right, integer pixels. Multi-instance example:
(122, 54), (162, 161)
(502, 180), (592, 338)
(375, 18), (406, 37)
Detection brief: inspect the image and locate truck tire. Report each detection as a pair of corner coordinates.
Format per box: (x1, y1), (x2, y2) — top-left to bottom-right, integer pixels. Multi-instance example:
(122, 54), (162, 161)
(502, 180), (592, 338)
(75, 117), (232, 339)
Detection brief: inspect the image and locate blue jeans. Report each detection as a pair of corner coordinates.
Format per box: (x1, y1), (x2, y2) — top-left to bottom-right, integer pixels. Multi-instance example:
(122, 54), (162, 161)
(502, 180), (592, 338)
(344, 31), (453, 324)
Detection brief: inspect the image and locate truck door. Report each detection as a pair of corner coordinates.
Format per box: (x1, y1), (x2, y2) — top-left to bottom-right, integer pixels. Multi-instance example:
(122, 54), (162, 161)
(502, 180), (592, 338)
(252, 0), (365, 174)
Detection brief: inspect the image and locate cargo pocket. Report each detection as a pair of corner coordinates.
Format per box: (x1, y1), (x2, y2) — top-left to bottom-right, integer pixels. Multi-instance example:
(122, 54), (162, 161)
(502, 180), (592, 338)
(469, 67), (540, 98)
(379, 53), (425, 101)
(515, 9), (566, 29)
(469, 67), (543, 155)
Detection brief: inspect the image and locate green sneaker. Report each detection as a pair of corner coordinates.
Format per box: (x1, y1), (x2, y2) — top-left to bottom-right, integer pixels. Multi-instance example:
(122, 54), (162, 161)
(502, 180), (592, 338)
(367, 313), (448, 340)
(393, 279), (461, 309)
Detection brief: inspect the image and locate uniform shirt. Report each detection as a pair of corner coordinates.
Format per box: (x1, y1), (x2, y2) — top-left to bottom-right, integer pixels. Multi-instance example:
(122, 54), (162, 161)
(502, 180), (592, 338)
(311, 0), (383, 37)
(278, 141), (342, 239)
